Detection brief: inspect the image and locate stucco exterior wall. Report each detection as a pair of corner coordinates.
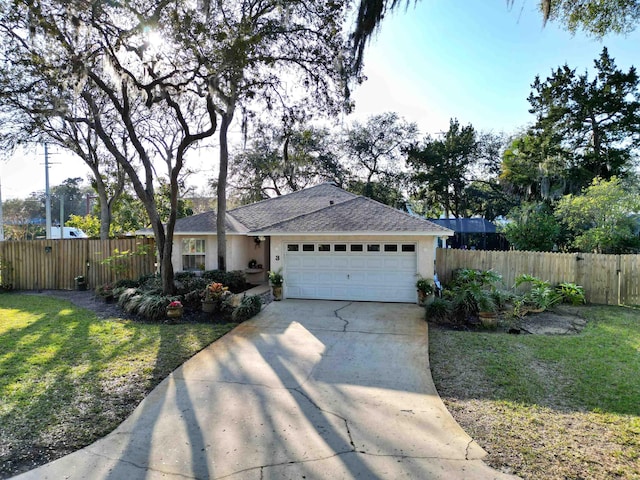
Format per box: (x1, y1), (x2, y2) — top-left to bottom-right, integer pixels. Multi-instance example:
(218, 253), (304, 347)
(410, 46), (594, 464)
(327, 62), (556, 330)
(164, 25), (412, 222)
(171, 233), (442, 293)
(172, 234), (268, 280)
(171, 234), (218, 272)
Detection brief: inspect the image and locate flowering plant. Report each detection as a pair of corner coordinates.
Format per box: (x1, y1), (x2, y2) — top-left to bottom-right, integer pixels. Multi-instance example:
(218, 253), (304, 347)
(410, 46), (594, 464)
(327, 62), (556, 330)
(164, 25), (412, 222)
(168, 300), (183, 308)
(202, 282), (230, 302)
(268, 268), (283, 286)
(95, 283), (114, 298)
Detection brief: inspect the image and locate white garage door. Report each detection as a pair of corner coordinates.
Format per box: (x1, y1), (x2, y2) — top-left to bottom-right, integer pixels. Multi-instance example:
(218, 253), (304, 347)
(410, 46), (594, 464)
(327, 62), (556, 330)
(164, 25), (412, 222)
(285, 242), (417, 303)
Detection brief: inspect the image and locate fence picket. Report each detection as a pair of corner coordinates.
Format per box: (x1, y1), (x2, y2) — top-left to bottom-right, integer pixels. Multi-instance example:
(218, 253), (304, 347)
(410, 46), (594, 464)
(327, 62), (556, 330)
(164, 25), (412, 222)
(0, 238), (156, 290)
(435, 248), (639, 306)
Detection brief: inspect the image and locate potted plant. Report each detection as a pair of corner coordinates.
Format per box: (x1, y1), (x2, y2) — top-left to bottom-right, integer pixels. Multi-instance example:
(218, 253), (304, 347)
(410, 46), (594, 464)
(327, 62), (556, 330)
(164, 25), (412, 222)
(166, 300), (183, 320)
(476, 293), (498, 328)
(202, 282), (231, 313)
(416, 277), (434, 305)
(448, 269), (503, 328)
(268, 268), (284, 301)
(74, 275), (87, 291)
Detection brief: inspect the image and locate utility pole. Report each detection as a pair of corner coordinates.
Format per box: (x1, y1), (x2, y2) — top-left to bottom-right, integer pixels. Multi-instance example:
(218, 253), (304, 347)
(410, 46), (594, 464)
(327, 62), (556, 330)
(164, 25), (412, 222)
(44, 143), (52, 239)
(60, 195), (65, 238)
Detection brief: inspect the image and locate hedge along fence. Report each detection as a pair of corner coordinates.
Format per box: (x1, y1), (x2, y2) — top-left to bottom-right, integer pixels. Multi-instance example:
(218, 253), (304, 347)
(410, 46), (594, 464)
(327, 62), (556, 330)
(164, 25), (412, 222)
(0, 237), (156, 290)
(435, 248), (640, 306)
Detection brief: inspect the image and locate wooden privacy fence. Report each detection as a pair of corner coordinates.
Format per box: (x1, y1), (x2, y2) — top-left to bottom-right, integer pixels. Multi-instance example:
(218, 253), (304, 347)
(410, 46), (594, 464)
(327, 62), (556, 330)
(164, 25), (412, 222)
(435, 248), (640, 306)
(0, 238), (156, 291)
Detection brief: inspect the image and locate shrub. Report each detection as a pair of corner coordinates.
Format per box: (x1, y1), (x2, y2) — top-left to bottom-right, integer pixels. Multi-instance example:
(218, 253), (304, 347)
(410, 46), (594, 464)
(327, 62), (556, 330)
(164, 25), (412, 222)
(514, 274), (562, 311)
(175, 276), (208, 295)
(202, 270), (247, 293)
(116, 288), (181, 321)
(122, 292), (145, 314)
(117, 287), (142, 309)
(557, 282), (586, 305)
(174, 271), (195, 281)
(445, 269), (504, 320)
(425, 298), (452, 324)
(490, 289), (513, 310)
(183, 289), (204, 310)
(114, 278), (140, 289)
(138, 273), (162, 290)
(232, 295), (262, 322)
(137, 273), (157, 283)
(136, 294), (171, 321)
(95, 283), (114, 299)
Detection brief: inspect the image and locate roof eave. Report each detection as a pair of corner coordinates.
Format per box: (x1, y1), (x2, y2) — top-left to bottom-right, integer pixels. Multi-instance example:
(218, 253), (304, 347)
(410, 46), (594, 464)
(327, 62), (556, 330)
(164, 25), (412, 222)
(247, 230), (454, 237)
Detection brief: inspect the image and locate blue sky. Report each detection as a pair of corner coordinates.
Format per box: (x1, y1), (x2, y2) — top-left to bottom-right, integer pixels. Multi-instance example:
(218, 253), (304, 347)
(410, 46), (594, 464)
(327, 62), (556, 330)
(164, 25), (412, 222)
(2, 1), (639, 200)
(351, 0), (640, 135)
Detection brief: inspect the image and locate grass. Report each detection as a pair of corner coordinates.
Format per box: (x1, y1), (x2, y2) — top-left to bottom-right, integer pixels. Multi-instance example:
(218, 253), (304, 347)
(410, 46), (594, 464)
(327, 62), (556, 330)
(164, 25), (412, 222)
(0, 294), (237, 479)
(429, 305), (640, 480)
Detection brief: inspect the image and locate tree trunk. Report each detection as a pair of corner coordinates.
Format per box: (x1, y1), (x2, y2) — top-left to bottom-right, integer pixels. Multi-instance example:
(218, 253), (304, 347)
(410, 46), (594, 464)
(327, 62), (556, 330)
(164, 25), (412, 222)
(99, 197), (111, 240)
(217, 110), (234, 272)
(161, 232), (175, 294)
(88, 165), (114, 240)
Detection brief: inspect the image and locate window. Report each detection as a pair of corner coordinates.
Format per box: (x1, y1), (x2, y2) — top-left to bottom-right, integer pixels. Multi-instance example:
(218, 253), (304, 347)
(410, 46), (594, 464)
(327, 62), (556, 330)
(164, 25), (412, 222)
(334, 244), (347, 252)
(350, 244), (363, 252)
(401, 244), (416, 252)
(318, 244), (331, 252)
(287, 244), (299, 252)
(182, 238), (205, 270)
(302, 244), (315, 252)
(384, 244), (398, 252)
(367, 244), (381, 252)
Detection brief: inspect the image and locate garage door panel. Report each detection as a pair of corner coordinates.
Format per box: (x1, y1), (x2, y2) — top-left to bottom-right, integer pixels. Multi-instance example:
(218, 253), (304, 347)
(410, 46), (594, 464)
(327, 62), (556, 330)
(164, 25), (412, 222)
(287, 257), (304, 269)
(300, 257), (320, 268)
(285, 246), (418, 303)
(316, 272), (337, 283)
(348, 257), (368, 269)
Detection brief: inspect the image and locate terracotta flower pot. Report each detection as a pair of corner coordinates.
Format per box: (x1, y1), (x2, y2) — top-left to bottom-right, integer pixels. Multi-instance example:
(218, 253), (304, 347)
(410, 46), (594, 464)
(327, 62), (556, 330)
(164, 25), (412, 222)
(166, 306), (183, 319)
(417, 290), (434, 306)
(272, 286), (283, 301)
(478, 311), (498, 329)
(202, 300), (217, 313)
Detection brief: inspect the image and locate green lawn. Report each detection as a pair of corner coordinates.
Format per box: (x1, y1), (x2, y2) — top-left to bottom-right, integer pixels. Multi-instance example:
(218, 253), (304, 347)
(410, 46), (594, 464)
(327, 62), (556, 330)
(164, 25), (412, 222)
(429, 305), (640, 480)
(0, 294), (237, 478)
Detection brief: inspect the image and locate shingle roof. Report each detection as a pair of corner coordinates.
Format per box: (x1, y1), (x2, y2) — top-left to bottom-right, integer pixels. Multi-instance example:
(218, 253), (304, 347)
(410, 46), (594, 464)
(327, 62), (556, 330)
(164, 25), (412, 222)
(250, 196), (452, 235)
(228, 183), (356, 231)
(171, 183), (452, 236)
(173, 211), (247, 234)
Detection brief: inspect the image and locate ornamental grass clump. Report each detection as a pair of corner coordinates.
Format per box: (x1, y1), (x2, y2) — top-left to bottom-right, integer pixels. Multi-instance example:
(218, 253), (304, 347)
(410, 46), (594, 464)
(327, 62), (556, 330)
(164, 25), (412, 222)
(232, 295), (263, 322)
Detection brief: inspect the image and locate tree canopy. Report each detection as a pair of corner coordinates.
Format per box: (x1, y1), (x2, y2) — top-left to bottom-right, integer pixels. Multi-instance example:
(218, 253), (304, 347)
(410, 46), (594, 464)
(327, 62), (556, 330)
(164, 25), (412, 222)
(0, 0), (354, 291)
(555, 176), (640, 253)
(527, 47), (640, 186)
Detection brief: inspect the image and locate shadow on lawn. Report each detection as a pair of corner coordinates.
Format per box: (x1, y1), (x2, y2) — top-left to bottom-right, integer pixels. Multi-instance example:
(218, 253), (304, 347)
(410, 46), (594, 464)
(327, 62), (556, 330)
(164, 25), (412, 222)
(0, 294), (229, 479)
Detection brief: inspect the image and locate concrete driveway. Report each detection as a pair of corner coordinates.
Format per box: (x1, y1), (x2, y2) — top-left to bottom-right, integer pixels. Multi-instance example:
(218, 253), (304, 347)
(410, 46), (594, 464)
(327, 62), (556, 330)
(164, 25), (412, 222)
(14, 300), (518, 480)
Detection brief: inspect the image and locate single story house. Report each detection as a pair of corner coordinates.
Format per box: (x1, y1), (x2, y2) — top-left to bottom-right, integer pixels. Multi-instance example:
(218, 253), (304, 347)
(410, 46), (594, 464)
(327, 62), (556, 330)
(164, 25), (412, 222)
(169, 183), (453, 303)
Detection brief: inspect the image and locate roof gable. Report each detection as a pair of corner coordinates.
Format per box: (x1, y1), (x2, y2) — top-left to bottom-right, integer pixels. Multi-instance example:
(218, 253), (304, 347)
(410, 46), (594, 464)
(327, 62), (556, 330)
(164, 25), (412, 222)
(228, 183), (356, 230)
